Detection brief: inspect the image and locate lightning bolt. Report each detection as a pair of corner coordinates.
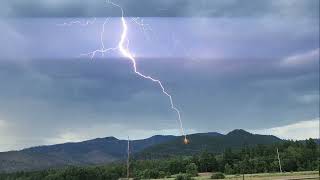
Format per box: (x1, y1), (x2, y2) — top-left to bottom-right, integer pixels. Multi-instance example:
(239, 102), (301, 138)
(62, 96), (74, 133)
(57, 18), (97, 26)
(130, 17), (152, 40)
(80, 0), (188, 142)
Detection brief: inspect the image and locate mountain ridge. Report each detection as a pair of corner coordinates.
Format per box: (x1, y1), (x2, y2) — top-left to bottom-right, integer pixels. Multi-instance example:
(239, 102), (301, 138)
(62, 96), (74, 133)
(137, 129), (282, 158)
(0, 130), (281, 172)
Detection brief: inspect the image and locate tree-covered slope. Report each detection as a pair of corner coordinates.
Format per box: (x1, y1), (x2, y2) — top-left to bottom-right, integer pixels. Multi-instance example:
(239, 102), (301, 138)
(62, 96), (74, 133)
(0, 130), (282, 172)
(0, 135), (177, 172)
(138, 129), (282, 158)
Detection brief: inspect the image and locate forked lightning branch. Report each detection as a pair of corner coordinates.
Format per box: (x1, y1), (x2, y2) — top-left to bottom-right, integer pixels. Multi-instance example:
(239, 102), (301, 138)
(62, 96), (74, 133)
(61, 0), (189, 144)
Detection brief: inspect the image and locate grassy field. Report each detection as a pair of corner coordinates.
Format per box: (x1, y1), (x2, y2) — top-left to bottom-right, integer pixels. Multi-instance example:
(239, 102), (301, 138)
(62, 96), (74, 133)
(158, 171), (319, 180)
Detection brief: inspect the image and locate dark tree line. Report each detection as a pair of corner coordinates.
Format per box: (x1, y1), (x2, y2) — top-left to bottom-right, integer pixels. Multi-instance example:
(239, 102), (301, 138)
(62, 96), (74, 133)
(0, 139), (318, 180)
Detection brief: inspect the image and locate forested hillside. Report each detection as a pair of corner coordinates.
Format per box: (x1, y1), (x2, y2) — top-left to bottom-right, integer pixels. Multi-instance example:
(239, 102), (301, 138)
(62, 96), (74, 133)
(0, 130), (281, 172)
(138, 129), (281, 158)
(0, 139), (318, 180)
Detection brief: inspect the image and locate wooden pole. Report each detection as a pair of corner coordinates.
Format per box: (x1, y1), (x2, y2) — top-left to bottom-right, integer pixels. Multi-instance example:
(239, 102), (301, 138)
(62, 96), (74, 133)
(276, 148), (282, 173)
(127, 136), (130, 179)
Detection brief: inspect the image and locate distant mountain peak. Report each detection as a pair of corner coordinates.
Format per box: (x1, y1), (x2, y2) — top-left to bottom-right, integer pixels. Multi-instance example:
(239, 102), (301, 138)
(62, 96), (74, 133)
(86, 136), (119, 143)
(104, 136), (118, 140)
(227, 129), (252, 136)
(150, 135), (173, 138)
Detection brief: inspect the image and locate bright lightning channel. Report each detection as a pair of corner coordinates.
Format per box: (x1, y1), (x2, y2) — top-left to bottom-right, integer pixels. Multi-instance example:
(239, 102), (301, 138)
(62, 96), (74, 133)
(82, 0), (188, 143)
(57, 18), (97, 26)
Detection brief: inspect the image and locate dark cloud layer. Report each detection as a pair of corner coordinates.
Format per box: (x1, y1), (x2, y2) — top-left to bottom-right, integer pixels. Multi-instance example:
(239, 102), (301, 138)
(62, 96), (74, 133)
(1, 0), (319, 17)
(0, 0), (318, 151)
(0, 53), (318, 134)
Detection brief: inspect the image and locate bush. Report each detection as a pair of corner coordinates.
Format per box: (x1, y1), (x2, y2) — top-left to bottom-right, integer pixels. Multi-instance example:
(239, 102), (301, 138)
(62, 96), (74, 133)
(175, 173), (193, 180)
(186, 163), (198, 177)
(211, 172), (225, 179)
(158, 171), (166, 178)
(224, 163), (234, 174)
(139, 169), (160, 179)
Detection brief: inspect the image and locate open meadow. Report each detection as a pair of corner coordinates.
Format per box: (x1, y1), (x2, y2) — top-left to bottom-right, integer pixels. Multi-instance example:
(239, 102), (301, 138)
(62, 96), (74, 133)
(158, 171), (319, 180)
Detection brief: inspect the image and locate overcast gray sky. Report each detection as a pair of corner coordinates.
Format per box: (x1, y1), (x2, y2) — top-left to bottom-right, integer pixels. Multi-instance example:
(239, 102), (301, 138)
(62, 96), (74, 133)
(0, 0), (319, 151)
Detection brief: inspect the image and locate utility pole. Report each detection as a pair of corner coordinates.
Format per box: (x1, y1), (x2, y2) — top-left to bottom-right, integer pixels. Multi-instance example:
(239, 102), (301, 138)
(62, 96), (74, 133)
(127, 136), (130, 179)
(276, 148), (282, 173)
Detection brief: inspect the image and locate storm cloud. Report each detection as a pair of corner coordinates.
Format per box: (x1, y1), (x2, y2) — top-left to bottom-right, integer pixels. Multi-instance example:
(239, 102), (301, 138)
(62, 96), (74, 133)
(0, 0), (318, 17)
(0, 0), (319, 151)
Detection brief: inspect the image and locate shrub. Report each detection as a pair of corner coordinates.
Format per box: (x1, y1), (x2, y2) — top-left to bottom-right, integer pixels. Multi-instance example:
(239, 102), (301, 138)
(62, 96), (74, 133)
(224, 163), (234, 174)
(158, 171), (166, 178)
(175, 173), (193, 180)
(140, 169), (160, 179)
(211, 172), (225, 179)
(186, 163), (198, 177)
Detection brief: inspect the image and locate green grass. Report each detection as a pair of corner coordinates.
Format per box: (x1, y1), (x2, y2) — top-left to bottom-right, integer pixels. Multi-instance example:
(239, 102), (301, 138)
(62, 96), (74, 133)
(156, 171), (319, 180)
